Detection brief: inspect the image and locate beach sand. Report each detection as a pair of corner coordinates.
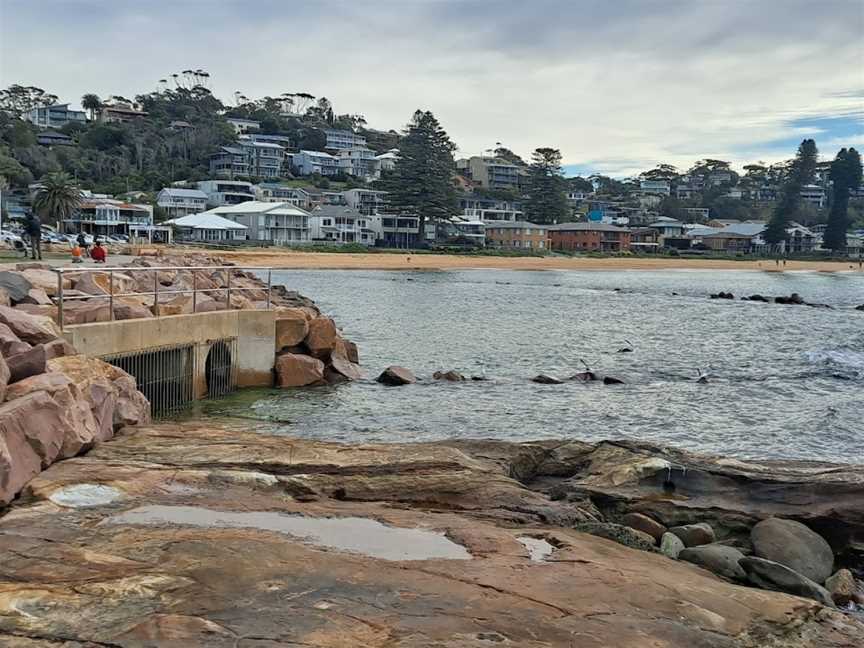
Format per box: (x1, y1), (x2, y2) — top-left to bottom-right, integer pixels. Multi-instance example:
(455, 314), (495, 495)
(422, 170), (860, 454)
(208, 249), (862, 273)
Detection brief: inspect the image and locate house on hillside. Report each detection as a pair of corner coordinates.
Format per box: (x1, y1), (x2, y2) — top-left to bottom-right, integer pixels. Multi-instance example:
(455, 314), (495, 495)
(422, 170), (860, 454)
(210, 140), (285, 179)
(343, 189), (387, 215)
(459, 197), (524, 222)
(36, 131), (75, 146)
(196, 180), (256, 207)
(99, 100), (148, 123)
(337, 147), (377, 179)
(456, 156), (524, 191)
(24, 103), (87, 129)
(548, 222), (631, 252)
(156, 188), (208, 219)
(256, 184), (313, 208)
(323, 128), (367, 150)
(293, 150), (340, 176)
(639, 180), (671, 196)
(226, 118), (260, 134)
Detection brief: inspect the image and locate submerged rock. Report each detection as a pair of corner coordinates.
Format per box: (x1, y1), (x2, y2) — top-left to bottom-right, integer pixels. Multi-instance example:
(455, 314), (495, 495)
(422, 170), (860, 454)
(569, 371), (597, 382)
(602, 375), (625, 385)
(531, 374), (564, 384)
(739, 556), (834, 607)
(751, 517), (834, 584)
(433, 370), (466, 382)
(377, 366), (416, 386)
(275, 353), (325, 388)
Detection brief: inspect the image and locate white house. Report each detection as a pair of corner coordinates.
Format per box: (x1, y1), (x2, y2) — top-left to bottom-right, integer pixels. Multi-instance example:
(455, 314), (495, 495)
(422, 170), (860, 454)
(375, 149), (399, 174)
(24, 103), (87, 129)
(294, 150), (340, 176)
(800, 184), (826, 209)
(309, 205), (378, 246)
(337, 147), (377, 179)
(323, 128), (367, 150)
(343, 189), (387, 215)
(198, 201), (310, 244)
(156, 188), (208, 219)
(196, 180), (256, 207)
(165, 212), (248, 242)
(256, 184), (313, 208)
(639, 180), (671, 196)
(647, 216), (686, 239)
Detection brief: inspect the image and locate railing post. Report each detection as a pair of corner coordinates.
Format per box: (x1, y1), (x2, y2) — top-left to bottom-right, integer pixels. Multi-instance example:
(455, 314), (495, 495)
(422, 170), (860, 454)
(57, 270), (64, 331)
(108, 269), (114, 321)
(192, 271), (197, 313)
(153, 270), (159, 317)
(266, 269), (272, 309)
(226, 269), (232, 309)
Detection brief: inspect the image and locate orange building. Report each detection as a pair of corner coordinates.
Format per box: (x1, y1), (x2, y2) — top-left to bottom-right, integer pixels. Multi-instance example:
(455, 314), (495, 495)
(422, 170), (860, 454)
(484, 221), (550, 251)
(548, 222), (631, 252)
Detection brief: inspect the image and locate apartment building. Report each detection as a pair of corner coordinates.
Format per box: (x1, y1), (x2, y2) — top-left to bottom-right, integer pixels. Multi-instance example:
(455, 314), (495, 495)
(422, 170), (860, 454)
(293, 150), (340, 176)
(338, 147), (377, 179)
(484, 221), (550, 250)
(24, 103), (87, 129)
(309, 205), (378, 245)
(256, 184), (313, 208)
(200, 201), (310, 244)
(456, 156), (525, 190)
(343, 189), (387, 215)
(196, 180), (256, 207)
(459, 197), (524, 222)
(209, 141), (285, 179)
(156, 188), (208, 219)
(323, 128), (368, 150)
(639, 180), (671, 196)
(62, 197), (152, 237)
(548, 222), (631, 252)
(799, 184), (826, 208)
(375, 149), (399, 173)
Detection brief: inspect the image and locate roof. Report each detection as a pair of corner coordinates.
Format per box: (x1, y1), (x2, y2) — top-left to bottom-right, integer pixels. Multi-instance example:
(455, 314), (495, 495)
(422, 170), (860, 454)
(648, 220), (685, 228)
(164, 213), (247, 230)
(547, 222), (629, 232)
(485, 220), (547, 229)
(159, 188), (207, 199)
(299, 150), (336, 159)
(205, 201), (310, 216)
(312, 205), (366, 219)
(701, 222), (766, 238)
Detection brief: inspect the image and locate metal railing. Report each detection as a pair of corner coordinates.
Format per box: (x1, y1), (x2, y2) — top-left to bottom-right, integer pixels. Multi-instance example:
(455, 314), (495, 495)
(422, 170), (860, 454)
(54, 265), (273, 330)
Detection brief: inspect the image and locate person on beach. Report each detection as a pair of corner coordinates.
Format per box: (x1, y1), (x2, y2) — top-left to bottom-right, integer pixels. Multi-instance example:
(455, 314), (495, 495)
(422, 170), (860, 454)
(23, 213), (42, 260)
(70, 243), (83, 263)
(77, 232), (90, 257)
(90, 240), (107, 263)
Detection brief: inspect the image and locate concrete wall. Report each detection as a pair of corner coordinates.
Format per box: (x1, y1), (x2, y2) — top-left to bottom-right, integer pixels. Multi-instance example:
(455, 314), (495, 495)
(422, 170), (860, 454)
(62, 310), (276, 398)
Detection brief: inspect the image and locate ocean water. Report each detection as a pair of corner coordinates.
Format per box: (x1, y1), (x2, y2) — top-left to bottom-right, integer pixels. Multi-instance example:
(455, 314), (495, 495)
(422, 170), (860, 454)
(189, 268), (864, 463)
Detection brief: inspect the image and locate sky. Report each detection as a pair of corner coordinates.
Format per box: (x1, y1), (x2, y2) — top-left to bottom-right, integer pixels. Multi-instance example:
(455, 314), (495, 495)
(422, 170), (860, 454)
(1, 0), (863, 178)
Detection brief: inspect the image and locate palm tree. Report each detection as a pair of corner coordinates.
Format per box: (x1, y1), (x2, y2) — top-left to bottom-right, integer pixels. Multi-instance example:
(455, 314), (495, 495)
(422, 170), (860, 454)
(81, 93), (101, 121)
(32, 172), (82, 231)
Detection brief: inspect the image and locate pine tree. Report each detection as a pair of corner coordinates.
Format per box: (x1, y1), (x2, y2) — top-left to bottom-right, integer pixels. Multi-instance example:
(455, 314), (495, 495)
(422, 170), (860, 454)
(382, 110), (458, 245)
(524, 148), (569, 224)
(764, 139), (818, 247)
(824, 147), (862, 251)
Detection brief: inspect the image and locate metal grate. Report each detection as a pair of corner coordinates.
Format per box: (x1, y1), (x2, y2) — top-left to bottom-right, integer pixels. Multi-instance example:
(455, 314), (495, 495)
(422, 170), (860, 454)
(205, 338), (237, 399)
(104, 343), (196, 418)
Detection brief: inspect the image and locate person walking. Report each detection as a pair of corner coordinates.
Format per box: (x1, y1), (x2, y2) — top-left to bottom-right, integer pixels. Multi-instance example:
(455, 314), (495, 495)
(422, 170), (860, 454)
(23, 213), (42, 260)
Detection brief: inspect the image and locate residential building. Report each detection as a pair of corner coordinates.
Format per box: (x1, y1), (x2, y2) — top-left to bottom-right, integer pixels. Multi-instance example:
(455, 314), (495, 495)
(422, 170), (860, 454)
(243, 133), (291, 148)
(459, 197), (524, 222)
(484, 221), (550, 251)
(199, 201), (310, 244)
(36, 131), (75, 146)
(676, 184), (699, 200)
(456, 156), (525, 190)
(439, 218), (486, 247)
(629, 227), (661, 251)
(209, 141), (285, 179)
(699, 222), (766, 253)
(338, 147), (377, 178)
(799, 184), (826, 208)
(725, 188), (744, 199)
(683, 207), (710, 221)
(99, 100), (148, 123)
(309, 205), (378, 245)
(375, 149), (399, 173)
(165, 212), (247, 242)
(156, 188), (208, 219)
(647, 216), (686, 239)
(785, 224), (817, 253)
(639, 180), (671, 196)
(548, 222), (631, 252)
(293, 150), (340, 176)
(374, 214), (421, 247)
(209, 146), (249, 178)
(24, 103), (87, 129)
(256, 184), (313, 208)
(226, 118), (260, 134)
(62, 197), (152, 238)
(343, 189), (387, 215)
(323, 128), (367, 150)
(196, 180), (256, 207)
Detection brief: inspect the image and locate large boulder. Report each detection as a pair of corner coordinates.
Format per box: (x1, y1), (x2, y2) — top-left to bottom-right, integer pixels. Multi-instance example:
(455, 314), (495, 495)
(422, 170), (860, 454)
(13, 303), (58, 320)
(0, 270), (33, 302)
(73, 272), (137, 296)
(42, 338), (77, 361)
(62, 300), (111, 324)
(739, 557), (834, 607)
(113, 301), (154, 321)
(0, 354), (9, 401)
(343, 340), (360, 364)
(20, 268), (70, 297)
(0, 323), (30, 358)
(20, 288), (53, 306)
(7, 344), (47, 383)
(153, 294), (194, 316)
(573, 522), (657, 552)
(275, 353), (325, 388)
(304, 318), (339, 358)
(0, 305), (61, 344)
(622, 512), (666, 543)
(669, 523), (716, 548)
(660, 532), (685, 559)
(751, 518), (834, 584)
(275, 309), (310, 350)
(377, 366), (416, 386)
(532, 374), (564, 384)
(328, 353), (363, 382)
(679, 544), (747, 581)
(434, 370), (466, 382)
(0, 391), (69, 505)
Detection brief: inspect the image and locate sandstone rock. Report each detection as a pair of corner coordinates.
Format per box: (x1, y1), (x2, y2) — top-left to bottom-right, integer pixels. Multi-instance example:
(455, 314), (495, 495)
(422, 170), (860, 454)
(7, 344), (47, 383)
(825, 569), (856, 605)
(62, 299), (111, 324)
(434, 370), (466, 381)
(344, 339), (360, 364)
(304, 317), (338, 358)
(0, 305), (61, 344)
(12, 303), (58, 320)
(20, 268), (70, 297)
(73, 271), (137, 296)
(153, 294), (193, 316)
(751, 517), (834, 584)
(0, 323), (30, 358)
(15, 262), (53, 271)
(574, 521), (657, 552)
(194, 300), (227, 314)
(275, 309), (309, 349)
(661, 532), (685, 559)
(669, 523), (715, 547)
(113, 301), (153, 321)
(42, 338), (77, 361)
(679, 544), (747, 581)
(20, 287), (53, 306)
(0, 286), (9, 307)
(329, 353), (363, 382)
(377, 366), (416, 386)
(275, 353), (325, 388)
(739, 556), (834, 607)
(622, 512), (666, 543)
(0, 270), (33, 302)
(0, 353), (9, 401)
(532, 374), (564, 384)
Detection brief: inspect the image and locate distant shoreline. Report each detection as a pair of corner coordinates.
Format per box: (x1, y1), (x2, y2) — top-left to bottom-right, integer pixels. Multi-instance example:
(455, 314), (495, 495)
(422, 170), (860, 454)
(204, 248), (863, 273)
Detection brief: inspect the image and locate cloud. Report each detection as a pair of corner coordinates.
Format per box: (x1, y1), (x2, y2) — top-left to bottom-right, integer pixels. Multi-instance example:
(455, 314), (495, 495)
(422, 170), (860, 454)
(1, 0), (862, 177)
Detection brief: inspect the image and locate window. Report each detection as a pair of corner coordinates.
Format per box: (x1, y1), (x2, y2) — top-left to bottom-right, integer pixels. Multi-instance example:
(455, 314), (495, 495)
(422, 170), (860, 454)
(322, 219), (332, 226)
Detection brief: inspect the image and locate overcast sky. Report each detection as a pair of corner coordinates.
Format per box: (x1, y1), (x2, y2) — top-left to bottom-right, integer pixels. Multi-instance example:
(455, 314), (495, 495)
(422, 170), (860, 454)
(1, 0), (862, 177)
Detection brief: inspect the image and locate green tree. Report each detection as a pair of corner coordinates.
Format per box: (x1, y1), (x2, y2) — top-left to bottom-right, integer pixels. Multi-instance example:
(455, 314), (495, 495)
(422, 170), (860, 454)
(0, 85), (58, 118)
(381, 110), (458, 245)
(81, 93), (102, 120)
(640, 164), (680, 181)
(764, 139), (818, 246)
(824, 147), (862, 251)
(524, 148), (568, 224)
(32, 172), (82, 229)
(0, 151), (35, 186)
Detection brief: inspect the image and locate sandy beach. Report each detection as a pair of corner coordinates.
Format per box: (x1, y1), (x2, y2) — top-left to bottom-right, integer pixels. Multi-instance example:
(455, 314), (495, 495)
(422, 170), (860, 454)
(207, 248), (862, 273)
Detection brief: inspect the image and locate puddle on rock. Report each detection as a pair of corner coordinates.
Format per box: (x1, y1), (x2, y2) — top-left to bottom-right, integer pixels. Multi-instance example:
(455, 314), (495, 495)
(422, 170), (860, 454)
(103, 505), (472, 561)
(49, 484), (125, 508)
(518, 537), (555, 562)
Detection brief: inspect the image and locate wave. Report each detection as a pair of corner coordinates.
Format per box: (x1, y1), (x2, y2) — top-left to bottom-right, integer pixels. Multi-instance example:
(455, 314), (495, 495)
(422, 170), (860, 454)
(805, 348), (864, 378)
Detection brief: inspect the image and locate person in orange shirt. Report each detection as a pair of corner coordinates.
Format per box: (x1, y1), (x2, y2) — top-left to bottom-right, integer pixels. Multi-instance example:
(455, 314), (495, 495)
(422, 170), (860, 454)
(70, 243), (83, 263)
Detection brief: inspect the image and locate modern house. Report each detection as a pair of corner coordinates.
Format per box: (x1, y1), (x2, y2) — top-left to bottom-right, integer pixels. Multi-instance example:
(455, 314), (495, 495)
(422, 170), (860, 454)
(209, 146), (249, 178)
(343, 189), (387, 215)
(548, 222), (631, 252)
(24, 104), (87, 129)
(456, 156), (525, 190)
(639, 180), (671, 196)
(165, 212), (248, 242)
(799, 185), (826, 209)
(209, 140), (285, 179)
(36, 131), (75, 146)
(459, 197), (524, 222)
(99, 101), (148, 123)
(293, 150), (340, 176)
(226, 118), (261, 134)
(683, 207), (710, 221)
(647, 217), (686, 239)
(308, 205), (378, 245)
(198, 201), (311, 244)
(196, 180), (256, 207)
(256, 184), (313, 208)
(62, 197), (153, 238)
(484, 221), (550, 251)
(156, 188), (208, 219)
(337, 147), (377, 179)
(629, 227), (661, 251)
(243, 133), (291, 148)
(698, 222), (767, 253)
(375, 149), (399, 173)
(323, 128), (367, 150)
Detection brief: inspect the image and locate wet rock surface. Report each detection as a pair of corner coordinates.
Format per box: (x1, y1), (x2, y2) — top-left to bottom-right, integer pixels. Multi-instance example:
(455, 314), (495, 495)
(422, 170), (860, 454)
(1, 422), (861, 647)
